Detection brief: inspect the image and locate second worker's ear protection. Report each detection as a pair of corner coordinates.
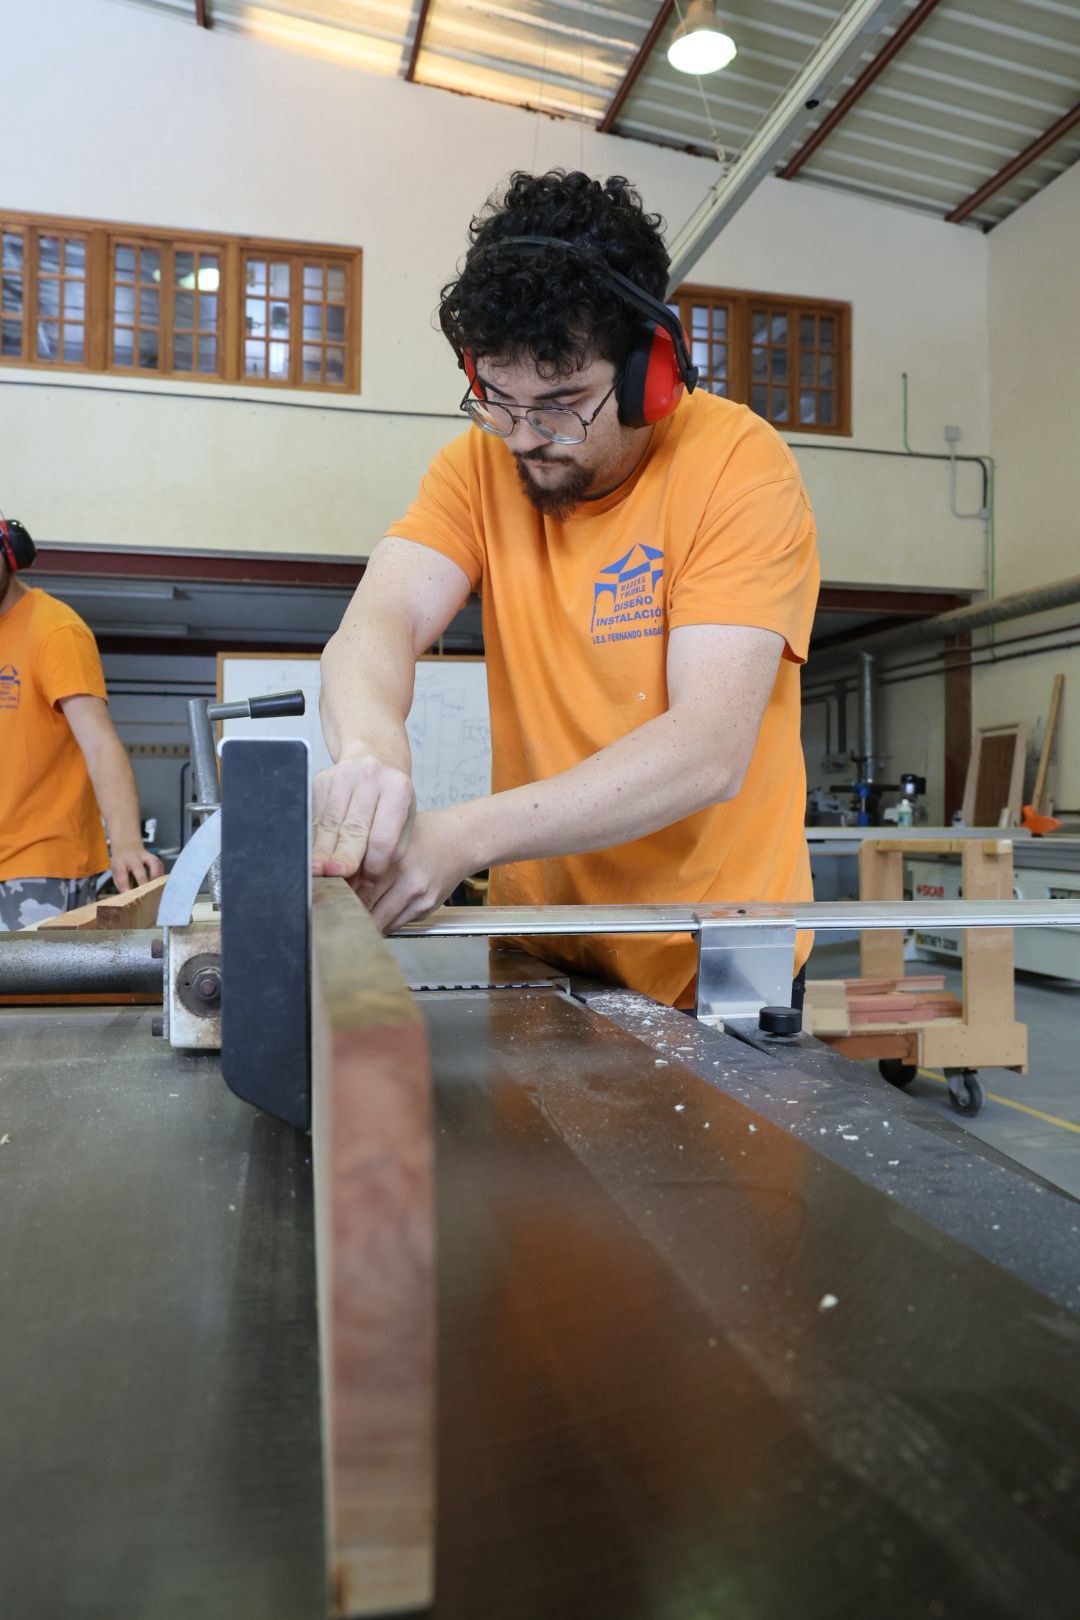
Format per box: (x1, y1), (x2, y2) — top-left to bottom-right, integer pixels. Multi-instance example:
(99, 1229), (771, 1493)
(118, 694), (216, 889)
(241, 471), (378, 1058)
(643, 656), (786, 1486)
(0, 513), (36, 572)
(461, 235), (698, 430)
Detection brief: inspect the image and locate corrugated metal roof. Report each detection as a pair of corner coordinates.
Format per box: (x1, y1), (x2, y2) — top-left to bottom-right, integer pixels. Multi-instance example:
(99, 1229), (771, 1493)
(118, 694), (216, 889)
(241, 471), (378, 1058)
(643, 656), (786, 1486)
(786, 0), (1080, 225)
(114, 0), (1080, 231)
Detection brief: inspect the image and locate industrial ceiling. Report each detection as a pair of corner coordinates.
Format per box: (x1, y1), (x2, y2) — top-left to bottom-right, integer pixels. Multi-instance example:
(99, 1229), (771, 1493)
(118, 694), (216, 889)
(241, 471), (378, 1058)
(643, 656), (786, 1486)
(115, 0), (1080, 230)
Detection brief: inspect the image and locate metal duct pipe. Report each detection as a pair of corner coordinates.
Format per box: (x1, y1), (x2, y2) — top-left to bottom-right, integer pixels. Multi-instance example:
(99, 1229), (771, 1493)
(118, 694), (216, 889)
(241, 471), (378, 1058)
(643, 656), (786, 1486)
(0, 931), (163, 996)
(815, 570), (1080, 665)
(859, 651), (876, 782)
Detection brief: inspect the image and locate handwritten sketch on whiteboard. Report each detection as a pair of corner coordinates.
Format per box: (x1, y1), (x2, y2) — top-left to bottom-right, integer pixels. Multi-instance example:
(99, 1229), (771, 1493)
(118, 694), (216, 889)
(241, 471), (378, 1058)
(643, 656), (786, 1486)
(217, 654), (491, 811)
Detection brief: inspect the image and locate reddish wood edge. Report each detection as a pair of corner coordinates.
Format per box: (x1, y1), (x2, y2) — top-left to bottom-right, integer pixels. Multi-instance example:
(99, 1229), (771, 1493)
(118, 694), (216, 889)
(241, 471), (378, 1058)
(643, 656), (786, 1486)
(310, 879), (435, 1618)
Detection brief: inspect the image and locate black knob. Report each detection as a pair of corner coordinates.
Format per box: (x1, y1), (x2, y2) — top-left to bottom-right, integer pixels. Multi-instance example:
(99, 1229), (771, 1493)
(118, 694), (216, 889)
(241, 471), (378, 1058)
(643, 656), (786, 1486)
(248, 690), (305, 719)
(759, 1005), (802, 1037)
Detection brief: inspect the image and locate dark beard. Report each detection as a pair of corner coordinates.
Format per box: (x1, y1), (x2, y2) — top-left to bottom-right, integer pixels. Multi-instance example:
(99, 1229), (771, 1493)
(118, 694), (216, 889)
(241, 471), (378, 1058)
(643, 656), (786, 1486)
(513, 455), (594, 520)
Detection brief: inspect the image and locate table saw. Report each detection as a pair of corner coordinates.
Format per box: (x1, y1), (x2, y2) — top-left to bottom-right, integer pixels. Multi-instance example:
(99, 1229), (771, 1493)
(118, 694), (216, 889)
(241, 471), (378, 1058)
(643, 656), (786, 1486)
(3, 738), (1080, 1620)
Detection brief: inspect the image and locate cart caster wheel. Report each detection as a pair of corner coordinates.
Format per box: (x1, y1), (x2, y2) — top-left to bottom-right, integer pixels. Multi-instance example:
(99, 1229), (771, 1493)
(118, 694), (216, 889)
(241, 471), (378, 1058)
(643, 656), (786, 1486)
(946, 1069), (985, 1117)
(879, 1059), (918, 1089)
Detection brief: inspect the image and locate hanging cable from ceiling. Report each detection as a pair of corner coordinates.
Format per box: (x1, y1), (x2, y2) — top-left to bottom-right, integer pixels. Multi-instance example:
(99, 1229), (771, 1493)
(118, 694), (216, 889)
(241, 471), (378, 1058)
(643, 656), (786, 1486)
(579, 0), (587, 170)
(532, 9), (551, 171)
(671, 0), (736, 168)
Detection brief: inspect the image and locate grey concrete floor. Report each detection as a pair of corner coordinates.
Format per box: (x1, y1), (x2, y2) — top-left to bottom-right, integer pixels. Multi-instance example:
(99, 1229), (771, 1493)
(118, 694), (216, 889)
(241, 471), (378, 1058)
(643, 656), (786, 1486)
(808, 940), (1080, 1201)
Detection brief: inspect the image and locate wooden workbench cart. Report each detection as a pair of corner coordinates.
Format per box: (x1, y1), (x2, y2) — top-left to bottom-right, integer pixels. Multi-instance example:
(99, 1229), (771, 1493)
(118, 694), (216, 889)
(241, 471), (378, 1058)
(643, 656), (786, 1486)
(805, 837), (1027, 1116)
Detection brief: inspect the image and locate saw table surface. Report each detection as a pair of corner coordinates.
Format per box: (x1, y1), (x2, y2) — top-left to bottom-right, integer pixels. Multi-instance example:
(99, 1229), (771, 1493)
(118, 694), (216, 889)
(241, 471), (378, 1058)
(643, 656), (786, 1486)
(3, 984), (1080, 1619)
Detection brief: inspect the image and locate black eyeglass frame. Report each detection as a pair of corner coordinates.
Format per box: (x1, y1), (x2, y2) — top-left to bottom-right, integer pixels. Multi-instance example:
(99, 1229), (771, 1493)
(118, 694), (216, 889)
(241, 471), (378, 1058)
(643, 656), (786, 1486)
(459, 374), (621, 445)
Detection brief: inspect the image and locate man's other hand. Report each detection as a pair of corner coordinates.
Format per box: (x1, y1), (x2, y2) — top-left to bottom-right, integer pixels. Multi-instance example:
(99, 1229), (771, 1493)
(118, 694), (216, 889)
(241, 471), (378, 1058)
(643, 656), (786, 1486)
(354, 809), (475, 934)
(111, 847), (165, 892)
(312, 753), (417, 881)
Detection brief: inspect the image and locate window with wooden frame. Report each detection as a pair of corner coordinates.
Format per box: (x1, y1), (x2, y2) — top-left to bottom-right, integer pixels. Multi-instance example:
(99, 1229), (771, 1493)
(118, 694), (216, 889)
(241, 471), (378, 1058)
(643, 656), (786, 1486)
(0, 210), (361, 393)
(668, 285), (851, 435)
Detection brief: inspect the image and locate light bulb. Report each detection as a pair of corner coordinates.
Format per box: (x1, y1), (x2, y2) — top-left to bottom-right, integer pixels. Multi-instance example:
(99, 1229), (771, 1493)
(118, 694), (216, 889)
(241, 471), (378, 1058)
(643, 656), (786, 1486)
(667, 1), (737, 76)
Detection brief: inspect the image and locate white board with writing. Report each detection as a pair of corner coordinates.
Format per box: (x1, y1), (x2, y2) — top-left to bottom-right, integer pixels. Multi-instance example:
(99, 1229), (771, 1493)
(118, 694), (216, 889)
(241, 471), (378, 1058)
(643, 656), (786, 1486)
(217, 654), (490, 810)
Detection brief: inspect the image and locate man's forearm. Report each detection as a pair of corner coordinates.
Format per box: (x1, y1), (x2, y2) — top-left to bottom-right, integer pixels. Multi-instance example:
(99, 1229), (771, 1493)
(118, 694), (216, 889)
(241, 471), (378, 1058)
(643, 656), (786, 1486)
(81, 733), (144, 849)
(320, 608), (416, 771)
(461, 708), (739, 871)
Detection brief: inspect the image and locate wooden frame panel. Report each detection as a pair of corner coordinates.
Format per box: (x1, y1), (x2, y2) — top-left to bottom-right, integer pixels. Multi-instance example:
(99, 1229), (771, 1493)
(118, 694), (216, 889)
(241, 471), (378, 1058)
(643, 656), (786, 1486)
(671, 283), (852, 436)
(961, 722), (1029, 829)
(310, 878), (435, 1616)
(0, 208), (362, 395)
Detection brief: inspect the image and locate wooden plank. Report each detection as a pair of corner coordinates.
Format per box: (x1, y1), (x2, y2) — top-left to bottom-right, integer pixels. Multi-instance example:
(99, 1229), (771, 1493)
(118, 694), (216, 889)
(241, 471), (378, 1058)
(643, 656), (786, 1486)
(1032, 674), (1065, 814)
(944, 633), (972, 822)
(920, 1022), (1027, 1071)
(858, 843), (904, 980)
(961, 841), (1019, 1036)
(93, 875), (169, 930)
(845, 974), (945, 992)
(37, 899), (101, 931)
(819, 1032), (918, 1063)
(803, 979), (850, 1037)
(310, 879), (434, 1618)
(36, 875), (168, 933)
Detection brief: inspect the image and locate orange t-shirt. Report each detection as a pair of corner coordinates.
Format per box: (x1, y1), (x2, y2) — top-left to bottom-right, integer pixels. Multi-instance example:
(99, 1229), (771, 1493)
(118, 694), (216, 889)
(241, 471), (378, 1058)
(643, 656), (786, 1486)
(385, 390), (820, 1005)
(0, 587), (110, 880)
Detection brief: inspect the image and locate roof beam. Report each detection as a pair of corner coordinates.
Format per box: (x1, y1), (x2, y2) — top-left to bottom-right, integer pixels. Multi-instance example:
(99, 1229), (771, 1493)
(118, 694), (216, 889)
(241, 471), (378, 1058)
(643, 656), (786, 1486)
(945, 100), (1080, 226)
(665, 0), (908, 293)
(779, 0), (944, 181)
(597, 1), (675, 136)
(405, 0), (434, 83)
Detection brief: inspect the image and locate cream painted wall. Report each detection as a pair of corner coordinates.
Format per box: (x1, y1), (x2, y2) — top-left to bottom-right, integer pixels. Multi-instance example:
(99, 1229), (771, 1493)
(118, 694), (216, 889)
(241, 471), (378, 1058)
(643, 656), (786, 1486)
(978, 158), (1080, 812)
(1, 0), (990, 589)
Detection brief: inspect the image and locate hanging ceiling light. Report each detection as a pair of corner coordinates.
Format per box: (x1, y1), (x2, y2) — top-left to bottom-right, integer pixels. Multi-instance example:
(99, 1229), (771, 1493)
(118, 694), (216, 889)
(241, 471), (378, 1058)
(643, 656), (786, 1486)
(667, 0), (737, 76)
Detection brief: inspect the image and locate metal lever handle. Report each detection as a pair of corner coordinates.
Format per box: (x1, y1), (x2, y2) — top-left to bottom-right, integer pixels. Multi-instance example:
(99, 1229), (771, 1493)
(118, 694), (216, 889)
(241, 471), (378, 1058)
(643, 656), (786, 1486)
(207, 690), (306, 723)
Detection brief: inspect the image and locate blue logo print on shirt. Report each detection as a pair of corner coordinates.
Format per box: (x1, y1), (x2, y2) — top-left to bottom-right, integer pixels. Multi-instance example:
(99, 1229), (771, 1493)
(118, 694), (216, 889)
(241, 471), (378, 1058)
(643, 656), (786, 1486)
(0, 664), (20, 711)
(591, 544), (664, 646)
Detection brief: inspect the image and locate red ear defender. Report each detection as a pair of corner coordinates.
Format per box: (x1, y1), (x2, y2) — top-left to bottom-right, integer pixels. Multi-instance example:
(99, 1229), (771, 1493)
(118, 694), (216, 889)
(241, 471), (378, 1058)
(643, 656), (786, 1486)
(617, 323), (687, 429)
(462, 350), (485, 400)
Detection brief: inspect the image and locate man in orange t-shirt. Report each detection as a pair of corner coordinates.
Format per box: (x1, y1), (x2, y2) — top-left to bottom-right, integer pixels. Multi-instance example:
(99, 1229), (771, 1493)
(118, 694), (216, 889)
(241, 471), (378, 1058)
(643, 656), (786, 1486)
(313, 171), (819, 1007)
(0, 517), (163, 929)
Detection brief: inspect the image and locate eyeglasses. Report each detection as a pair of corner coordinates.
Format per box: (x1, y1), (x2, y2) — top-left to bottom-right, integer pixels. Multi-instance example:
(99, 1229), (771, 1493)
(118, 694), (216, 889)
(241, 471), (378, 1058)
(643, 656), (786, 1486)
(459, 376), (619, 445)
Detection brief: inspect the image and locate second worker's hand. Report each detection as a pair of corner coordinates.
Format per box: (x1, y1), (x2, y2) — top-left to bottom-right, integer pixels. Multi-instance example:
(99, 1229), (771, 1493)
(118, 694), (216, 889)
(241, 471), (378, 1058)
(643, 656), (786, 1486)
(311, 750), (417, 881)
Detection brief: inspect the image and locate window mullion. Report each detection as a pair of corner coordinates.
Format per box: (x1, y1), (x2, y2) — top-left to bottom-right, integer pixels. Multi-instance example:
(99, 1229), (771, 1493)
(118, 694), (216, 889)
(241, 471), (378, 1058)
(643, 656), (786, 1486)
(731, 295), (747, 405)
(86, 229), (107, 370)
(163, 243), (175, 375)
(222, 239), (240, 383)
(26, 226), (40, 365)
(788, 302), (798, 428)
(290, 253), (302, 387)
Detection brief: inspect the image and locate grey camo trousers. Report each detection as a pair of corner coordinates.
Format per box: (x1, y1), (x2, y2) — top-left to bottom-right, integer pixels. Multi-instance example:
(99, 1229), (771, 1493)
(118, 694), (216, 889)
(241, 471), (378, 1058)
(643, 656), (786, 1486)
(0, 877), (100, 930)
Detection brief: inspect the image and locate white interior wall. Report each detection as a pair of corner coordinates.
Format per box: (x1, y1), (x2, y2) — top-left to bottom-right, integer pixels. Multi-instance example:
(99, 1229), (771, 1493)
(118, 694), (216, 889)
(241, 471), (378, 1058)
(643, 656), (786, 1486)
(1, 0), (990, 593)
(982, 159), (1080, 812)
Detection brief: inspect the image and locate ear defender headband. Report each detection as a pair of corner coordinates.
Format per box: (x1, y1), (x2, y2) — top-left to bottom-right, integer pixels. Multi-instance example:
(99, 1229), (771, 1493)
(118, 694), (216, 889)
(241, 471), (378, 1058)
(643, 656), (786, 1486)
(0, 513), (36, 572)
(462, 234), (698, 430)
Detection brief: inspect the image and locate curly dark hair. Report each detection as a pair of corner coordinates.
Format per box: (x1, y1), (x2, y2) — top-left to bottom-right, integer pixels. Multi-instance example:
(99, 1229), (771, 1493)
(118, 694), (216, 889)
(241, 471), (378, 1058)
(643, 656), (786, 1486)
(438, 170), (669, 379)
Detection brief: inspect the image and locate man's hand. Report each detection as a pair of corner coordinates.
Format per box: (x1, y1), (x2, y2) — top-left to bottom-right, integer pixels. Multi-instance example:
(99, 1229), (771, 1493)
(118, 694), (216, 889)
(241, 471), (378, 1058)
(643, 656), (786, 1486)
(110, 846), (165, 892)
(353, 808), (476, 933)
(312, 752), (417, 881)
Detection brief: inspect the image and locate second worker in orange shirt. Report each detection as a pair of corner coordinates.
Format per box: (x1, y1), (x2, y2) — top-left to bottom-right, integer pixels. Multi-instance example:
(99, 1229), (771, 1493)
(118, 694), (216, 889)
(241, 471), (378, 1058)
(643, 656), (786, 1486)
(314, 170), (821, 1009)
